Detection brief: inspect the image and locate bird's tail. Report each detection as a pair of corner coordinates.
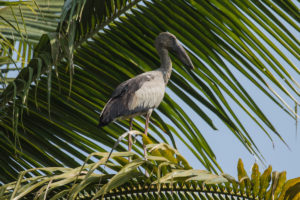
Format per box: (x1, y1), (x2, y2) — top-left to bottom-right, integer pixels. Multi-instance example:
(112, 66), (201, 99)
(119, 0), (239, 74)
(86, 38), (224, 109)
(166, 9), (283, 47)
(97, 120), (109, 128)
(98, 98), (115, 128)
(97, 113), (113, 128)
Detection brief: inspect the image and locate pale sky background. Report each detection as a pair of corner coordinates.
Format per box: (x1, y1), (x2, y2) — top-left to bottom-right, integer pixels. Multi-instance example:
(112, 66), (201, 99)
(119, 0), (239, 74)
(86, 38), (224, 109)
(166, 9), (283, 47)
(170, 66), (299, 180)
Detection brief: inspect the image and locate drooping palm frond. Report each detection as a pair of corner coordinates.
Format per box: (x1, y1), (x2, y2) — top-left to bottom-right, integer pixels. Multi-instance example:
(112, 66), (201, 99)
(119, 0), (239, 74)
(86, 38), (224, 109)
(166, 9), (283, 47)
(0, 0), (64, 93)
(0, 0), (62, 42)
(0, 0), (299, 184)
(1, 144), (299, 200)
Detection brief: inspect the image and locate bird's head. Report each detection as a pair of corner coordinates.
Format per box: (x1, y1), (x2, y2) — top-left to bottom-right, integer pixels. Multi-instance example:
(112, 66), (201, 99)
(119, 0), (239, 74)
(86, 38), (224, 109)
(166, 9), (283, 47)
(155, 32), (194, 69)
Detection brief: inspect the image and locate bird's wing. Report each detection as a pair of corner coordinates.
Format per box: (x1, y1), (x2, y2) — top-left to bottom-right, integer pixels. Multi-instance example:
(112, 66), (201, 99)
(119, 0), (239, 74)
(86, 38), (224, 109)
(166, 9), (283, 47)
(110, 73), (155, 99)
(98, 72), (156, 126)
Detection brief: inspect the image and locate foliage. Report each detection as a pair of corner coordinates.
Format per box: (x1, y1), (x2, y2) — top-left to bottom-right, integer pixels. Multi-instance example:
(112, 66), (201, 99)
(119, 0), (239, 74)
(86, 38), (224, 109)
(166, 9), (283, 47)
(0, 0), (63, 92)
(0, 138), (299, 199)
(0, 0), (299, 188)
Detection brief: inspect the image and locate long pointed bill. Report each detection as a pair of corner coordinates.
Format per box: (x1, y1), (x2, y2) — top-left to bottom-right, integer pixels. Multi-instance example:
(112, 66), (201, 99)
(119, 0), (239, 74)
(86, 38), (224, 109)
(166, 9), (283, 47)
(174, 41), (194, 69)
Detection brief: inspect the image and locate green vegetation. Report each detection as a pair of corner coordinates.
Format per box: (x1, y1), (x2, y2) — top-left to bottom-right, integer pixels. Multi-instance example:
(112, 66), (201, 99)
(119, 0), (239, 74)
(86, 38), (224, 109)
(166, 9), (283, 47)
(0, 0), (299, 199)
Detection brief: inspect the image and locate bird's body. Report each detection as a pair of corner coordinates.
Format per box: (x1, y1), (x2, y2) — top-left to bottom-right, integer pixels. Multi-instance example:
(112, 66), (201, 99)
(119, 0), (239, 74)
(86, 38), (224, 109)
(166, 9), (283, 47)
(98, 70), (166, 126)
(98, 32), (194, 153)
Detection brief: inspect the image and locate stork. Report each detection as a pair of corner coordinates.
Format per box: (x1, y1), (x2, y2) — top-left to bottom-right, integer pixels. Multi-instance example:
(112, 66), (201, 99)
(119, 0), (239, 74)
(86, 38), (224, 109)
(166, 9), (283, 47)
(98, 32), (194, 155)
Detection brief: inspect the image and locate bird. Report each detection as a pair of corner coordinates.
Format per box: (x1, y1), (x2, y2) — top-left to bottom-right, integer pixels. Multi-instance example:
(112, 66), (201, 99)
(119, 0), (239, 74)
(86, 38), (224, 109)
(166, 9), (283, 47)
(98, 32), (194, 156)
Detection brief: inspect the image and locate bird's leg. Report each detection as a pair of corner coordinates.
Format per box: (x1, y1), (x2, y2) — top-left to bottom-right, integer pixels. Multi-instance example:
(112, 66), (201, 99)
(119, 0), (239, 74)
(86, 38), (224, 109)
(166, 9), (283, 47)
(128, 118), (133, 152)
(128, 118), (133, 162)
(143, 110), (153, 158)
(144, 110), (152, 136)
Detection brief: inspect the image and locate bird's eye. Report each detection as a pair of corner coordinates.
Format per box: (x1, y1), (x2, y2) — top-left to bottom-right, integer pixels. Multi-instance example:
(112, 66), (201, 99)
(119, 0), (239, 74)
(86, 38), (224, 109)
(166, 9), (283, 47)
(171, 36), (177, 43)
(171, 37), (177, 47)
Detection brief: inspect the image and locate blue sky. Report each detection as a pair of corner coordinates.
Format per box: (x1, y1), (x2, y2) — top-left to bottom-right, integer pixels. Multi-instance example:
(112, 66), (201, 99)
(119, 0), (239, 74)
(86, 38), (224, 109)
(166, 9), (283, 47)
(172, 70), (299, 179)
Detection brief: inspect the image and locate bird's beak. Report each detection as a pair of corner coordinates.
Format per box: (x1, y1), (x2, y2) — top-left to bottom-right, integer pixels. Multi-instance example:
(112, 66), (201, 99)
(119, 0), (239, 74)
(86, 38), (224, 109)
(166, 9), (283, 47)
(173, 40), (194, 69)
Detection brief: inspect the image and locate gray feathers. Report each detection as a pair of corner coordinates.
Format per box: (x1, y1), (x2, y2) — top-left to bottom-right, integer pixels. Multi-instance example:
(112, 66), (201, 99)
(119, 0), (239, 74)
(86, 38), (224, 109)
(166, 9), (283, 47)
(98, 72), (159, 126)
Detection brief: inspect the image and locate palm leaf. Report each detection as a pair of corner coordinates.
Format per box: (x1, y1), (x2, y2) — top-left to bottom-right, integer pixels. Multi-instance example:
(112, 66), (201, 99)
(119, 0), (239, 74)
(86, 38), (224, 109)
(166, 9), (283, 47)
(0, 0), (64, 92)
(0, 147), (298, 200)
(0, 0), (299, 184)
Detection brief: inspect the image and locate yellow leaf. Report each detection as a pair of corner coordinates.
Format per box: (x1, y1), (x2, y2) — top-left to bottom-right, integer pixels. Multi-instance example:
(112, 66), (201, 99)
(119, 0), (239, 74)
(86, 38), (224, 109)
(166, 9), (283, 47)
(259, 165), (272, 199)
(251, 163), (260, 198)
(278, 177), (300, 200)
(273, 171), (286, 199)
(237, 159), (250, 195)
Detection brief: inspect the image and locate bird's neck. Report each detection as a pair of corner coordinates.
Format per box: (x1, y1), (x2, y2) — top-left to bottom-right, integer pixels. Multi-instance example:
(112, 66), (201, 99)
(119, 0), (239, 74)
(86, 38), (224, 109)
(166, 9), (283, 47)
(158, 48), (172, 84)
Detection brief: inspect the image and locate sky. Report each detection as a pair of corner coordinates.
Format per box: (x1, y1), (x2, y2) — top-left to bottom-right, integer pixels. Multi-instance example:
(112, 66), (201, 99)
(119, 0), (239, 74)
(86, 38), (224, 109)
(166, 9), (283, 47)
(171, 68), (299, 180)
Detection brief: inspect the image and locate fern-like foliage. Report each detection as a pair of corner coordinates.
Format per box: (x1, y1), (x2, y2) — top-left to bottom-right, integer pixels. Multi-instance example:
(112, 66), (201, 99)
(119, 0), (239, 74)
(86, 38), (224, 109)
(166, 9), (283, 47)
(0, 136), (299, 200)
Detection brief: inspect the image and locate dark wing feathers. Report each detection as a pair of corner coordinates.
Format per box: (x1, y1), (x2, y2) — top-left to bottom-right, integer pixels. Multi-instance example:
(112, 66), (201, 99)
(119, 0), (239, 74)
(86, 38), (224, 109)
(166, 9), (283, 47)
(98, 73), (155, 127)
(110, 79), (130, 99)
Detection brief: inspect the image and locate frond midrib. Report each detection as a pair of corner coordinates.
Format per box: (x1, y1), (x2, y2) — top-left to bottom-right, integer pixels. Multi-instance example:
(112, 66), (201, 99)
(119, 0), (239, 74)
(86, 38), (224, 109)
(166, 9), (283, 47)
(101, 184), (255, 199)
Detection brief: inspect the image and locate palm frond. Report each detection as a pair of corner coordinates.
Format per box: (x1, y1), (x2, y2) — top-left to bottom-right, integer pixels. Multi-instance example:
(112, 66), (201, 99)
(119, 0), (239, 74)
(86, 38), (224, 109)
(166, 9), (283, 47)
(0, 0), (64, 92)
(1, 146), (298, 200)
(0, 0), (299, 185)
